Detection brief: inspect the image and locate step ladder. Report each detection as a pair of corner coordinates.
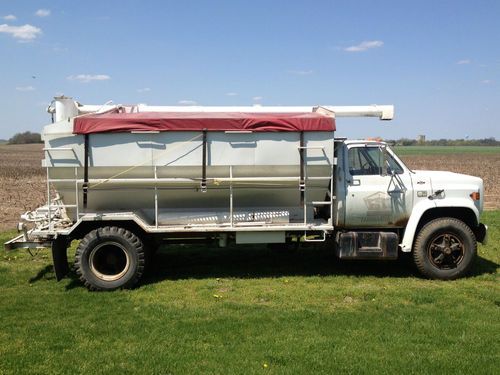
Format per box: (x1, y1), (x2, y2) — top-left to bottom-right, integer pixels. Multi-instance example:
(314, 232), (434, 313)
(299, 138), (341, 242)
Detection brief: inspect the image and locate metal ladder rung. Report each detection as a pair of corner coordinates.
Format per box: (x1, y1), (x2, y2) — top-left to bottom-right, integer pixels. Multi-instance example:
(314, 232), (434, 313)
(297, 146), (325, 150)
(303, 231), (327, 242)
(48, 179), (79, 183)
(306, 176), (331, 181)
(310, 201), (333, 205)
(43, 147), (74, 151)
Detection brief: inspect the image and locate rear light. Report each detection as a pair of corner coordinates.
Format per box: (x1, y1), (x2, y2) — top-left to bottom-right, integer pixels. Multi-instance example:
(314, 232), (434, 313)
(470, 192), (480, 201)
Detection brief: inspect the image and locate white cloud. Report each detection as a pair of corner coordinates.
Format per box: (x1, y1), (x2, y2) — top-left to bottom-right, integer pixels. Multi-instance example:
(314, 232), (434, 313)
(287, 69), (313, 75)
(225, 92), (238, 96)
(67, 74), (111, 83)
(344, 40), (384, 52)
(137, 88), (151, 93)
(0, 24), (42, 41)
(178, 100), (197, 105)
(457, 59), (471, 65)
(252, 96), (263, 101)
(35, 9), (51, 17)
(481, 80), (492, 84)
(16, 86), (35, 92)
(3, 15), (16, 21)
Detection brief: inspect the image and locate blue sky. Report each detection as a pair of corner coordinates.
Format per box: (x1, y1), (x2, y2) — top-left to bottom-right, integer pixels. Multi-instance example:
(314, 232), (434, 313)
(0, 0), (498, 140)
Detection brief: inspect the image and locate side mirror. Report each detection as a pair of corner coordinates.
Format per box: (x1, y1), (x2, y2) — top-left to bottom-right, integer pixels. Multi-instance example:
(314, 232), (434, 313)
(378, 145), (389, 176)
(379, 145), (397, 177)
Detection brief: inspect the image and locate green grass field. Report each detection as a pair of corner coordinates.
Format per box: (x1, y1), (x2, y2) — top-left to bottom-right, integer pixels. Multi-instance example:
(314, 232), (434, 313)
(393, 145), (500, 156)
(1, 212), (499, 374)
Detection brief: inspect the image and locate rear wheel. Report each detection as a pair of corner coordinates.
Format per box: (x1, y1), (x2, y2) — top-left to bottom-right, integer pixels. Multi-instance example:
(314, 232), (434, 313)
(413, 218), (476, 280)
(75, 226), (145, 291)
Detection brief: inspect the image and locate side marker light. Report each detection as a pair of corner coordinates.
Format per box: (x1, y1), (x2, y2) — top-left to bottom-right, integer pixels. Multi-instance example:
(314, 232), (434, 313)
(470, 192), (480, 201)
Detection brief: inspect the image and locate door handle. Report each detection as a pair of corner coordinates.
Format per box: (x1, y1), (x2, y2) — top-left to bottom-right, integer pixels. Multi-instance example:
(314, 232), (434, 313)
(388, 189), (401, 194)
(388, 187), (406, 194)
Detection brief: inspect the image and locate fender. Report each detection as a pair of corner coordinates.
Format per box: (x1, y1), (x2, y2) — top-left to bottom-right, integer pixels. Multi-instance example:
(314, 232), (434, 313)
(64, 212), (151, 237)
(400, 197), (480, 252)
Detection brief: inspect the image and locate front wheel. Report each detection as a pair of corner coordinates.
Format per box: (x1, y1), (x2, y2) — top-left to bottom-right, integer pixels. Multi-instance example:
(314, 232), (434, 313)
(413, 218), (477, 280)
(75, 226), (145, 291)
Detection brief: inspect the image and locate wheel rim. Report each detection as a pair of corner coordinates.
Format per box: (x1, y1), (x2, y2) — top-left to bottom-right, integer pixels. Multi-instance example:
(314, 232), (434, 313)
(89, 241), (130, 281)
(427, 233), (465, 270)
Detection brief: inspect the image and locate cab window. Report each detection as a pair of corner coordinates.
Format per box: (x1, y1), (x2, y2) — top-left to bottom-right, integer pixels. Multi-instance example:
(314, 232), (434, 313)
(348, 147), (403, 176)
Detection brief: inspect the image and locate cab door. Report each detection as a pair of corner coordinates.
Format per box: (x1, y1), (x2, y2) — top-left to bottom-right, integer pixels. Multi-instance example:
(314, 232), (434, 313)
(343, 144), (413, 228)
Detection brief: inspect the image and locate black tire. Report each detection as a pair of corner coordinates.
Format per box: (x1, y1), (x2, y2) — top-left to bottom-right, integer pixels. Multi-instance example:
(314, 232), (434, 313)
(75, 226), (145, 291)
(413, 218), (477, 280)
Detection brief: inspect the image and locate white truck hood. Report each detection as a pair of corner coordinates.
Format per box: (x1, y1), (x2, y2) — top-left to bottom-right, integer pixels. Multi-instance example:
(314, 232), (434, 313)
(412, 170), (484, 211)
(413, 170), (482, 189)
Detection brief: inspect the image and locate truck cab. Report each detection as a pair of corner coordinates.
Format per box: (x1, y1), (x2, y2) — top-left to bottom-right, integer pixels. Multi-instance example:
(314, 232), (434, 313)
(336, 140), (414, 229)
(332, 140), (487, 280)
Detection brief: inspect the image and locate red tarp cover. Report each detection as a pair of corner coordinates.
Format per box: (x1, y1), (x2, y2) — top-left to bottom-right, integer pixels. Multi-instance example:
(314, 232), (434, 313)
(73, 111), (335, 134)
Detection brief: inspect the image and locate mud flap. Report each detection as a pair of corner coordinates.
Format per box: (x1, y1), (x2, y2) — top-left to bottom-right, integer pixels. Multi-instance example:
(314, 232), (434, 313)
(475, 223), (488, 245)
(51, 237), (69, 281)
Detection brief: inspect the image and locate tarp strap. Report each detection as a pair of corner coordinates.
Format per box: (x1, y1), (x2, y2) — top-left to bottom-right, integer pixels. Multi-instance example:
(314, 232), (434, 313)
(83, 134), (89, 209)
(299, 131), (305, 205)
(201, 129), (207, 192)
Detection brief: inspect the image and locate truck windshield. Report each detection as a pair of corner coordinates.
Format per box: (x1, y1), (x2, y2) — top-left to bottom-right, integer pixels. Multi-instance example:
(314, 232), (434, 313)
(348, 146), (404, 176)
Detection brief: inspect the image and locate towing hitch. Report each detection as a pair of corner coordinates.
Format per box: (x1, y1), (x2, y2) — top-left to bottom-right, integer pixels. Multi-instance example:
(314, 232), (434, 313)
(4, 224), (70, 281)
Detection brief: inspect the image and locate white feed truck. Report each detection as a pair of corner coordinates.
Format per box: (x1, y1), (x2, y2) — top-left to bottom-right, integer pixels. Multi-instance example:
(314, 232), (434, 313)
(5, 96), (487, 290)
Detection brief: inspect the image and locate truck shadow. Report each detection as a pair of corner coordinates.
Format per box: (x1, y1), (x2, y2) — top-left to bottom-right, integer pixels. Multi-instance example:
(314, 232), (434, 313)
(138, 244), (499, 285)
(29, 264), (56, 283)
(44, 244), (497, 290)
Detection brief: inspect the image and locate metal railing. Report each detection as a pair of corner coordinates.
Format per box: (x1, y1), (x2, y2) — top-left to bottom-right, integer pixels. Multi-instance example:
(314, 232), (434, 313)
(43, 141), (336, 234)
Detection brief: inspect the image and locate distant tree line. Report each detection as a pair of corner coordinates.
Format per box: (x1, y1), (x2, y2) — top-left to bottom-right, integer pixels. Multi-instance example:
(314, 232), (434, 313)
(8, 131), (43, 144)
(385, 137), (499, 146)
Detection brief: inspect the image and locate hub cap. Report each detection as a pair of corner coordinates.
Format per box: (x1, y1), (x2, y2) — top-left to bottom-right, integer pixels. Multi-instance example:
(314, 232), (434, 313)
(89, 242), (130, 281)
(427, 233), (465, 270)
